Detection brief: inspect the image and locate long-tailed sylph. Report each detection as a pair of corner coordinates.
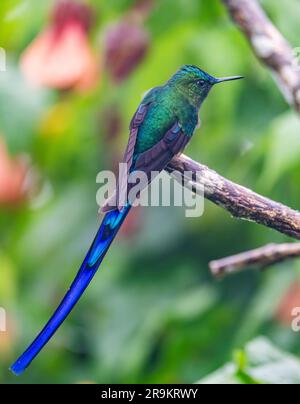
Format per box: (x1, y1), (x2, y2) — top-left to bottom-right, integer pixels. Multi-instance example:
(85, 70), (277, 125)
(11, 65), (243, 375)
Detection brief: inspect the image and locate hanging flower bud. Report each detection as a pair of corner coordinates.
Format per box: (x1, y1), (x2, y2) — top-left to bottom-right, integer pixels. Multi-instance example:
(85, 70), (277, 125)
(0, 137), (33, 206)
(104, 1), (153, 83)
(20, 0), (99, 91)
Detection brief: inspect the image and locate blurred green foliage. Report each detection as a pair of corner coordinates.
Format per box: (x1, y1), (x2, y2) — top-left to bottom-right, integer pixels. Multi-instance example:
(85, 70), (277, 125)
(198, 337), (300, 384)
(0, 0), (300, 384)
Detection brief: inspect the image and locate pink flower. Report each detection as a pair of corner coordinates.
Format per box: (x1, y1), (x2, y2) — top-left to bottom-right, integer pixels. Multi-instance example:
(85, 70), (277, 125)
(20, 0), (99, 91)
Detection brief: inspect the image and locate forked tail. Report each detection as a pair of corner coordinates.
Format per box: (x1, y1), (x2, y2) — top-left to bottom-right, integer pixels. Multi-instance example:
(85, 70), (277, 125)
(10, 205), (131, 376)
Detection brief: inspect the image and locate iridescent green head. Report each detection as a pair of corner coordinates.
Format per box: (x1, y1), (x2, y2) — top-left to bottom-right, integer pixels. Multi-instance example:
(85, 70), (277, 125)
(169, 65), (243, 107)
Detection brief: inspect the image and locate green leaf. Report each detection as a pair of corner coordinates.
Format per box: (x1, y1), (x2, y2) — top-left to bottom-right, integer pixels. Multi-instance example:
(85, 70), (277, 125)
(197, 337), (300, 384)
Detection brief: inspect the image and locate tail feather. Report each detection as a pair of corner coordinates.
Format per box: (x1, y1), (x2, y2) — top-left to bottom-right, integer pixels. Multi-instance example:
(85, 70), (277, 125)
(10, 205), (131, 376)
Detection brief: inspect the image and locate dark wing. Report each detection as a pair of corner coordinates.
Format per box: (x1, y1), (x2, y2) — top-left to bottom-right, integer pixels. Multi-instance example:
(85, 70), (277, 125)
(102, 89), (191, 212)
(101, 103), (150, 212)
(123, 122), (190, 206)
(123, 103), (149, 173)
(116, 103), (149, 210)
(134, 121), (190, 180)
(102, 121), (190, 212)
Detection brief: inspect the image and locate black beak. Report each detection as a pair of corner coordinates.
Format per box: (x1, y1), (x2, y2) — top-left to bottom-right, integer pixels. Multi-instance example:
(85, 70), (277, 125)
(215, 75), (244, 84)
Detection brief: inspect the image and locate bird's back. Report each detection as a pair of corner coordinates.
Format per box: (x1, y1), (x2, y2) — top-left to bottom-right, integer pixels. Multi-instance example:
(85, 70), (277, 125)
(133, 86), (199, 164)
(133, 86), (181, 158)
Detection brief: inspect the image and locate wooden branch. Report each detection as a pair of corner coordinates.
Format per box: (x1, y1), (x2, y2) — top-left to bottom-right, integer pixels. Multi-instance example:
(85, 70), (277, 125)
(209, 242), (300, 278)
(166, 154), (300, 239)
(222, 0), (300, 113)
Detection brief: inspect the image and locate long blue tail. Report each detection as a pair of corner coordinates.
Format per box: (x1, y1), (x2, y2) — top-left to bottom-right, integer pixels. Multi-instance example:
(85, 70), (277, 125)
(10, 205), (131, 376)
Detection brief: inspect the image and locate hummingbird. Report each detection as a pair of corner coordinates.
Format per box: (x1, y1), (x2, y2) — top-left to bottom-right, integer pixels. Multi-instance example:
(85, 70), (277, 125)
(11, 65), (243, 375)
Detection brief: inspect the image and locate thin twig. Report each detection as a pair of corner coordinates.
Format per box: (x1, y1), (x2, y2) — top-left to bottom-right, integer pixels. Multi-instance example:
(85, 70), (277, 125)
(166, 154), (300, 239)
(222, 0), (300, 113)
(209, 242), (300, 278)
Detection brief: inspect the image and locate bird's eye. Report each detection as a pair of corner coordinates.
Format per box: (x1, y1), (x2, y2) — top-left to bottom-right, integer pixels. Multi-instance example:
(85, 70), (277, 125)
(197, 79), (205, 86)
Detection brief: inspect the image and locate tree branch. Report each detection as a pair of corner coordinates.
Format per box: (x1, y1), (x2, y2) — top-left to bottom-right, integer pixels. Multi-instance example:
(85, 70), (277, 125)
(166, 154), (300, 239)
(222, 0), (300, 113)
(209, 242), (300, 278)
(167, 2), (300, 279)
